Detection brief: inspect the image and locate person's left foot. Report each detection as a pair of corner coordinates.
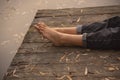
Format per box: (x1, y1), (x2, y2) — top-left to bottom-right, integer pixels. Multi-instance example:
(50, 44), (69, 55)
(34, 22), (63, 46)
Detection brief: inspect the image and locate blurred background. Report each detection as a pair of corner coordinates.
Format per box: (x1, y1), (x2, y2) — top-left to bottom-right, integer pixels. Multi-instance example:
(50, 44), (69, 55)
(0, 0), (120, 79)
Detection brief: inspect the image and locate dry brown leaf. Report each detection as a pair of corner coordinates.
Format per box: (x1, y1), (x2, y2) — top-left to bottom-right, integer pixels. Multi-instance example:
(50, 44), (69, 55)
(39, 72), (49, 76)
(104, 78), (110, 80)
(66, 75), (72, 80)
(65, 57), (69, 62)
(12, 68), (16, 75)
(12, 68), (19, 78)
(75, 54), (80, 62)
(95, 70), (101, 74)
(13, 74), (19, 78)
(68, 52), (74, 56)
(81, 9), (83, 13)
(59, 54), (67, 62)
(56, 75), (66, 80)
(75, 54), (80, 59)
(107, 77), (116, 79)
(76, 17), (81, 22)
(100, 56), (108, 59)
(66, 66), (70, 71)
(108, 67), (115, 71)
(56, 75), (72, 80)
(84, 67), (88, 75)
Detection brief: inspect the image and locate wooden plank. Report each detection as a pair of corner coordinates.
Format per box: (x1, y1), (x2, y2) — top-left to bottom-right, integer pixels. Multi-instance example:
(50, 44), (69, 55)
(18, 42), (87, 53)
(36, 5), (120, 18)
(23, 32), (50, 43)
(32, 13), (120, 27)
(13, 51), (120, 65)
(12, 51), (120, 64)
(4, 75), (120, 80)
(4, 6), (120, 80)
(18, 42), (120, 53)
(5, 62), (120, 79)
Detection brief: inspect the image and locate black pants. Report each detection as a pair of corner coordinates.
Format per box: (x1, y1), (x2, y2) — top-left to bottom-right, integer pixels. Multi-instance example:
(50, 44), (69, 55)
(77, 16), (120, 49)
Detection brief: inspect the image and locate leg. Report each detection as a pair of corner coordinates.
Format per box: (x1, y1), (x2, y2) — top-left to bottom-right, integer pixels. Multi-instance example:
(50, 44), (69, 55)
(84, 27), (120, 49)
(34, 16), (120, 36)
(53, 27), (77, 34)
(52, 17), (115, 35)
(35, 22), (83, 46)
(52, 16), (120, 35)
(79, 16), (120, 34)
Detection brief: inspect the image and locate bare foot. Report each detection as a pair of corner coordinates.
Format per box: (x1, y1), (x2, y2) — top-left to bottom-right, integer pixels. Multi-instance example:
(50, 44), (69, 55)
(35, 22), (63, 46)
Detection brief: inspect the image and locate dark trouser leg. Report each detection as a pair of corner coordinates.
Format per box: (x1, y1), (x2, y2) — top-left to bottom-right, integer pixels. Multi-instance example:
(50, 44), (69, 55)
(83, 27), (120, 49)
(77, 16), (120, 34)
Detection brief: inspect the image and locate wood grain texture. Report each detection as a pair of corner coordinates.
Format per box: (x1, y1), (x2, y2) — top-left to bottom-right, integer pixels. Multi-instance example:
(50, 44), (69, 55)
(36, 5), (120, 18)
(3, 6), (120, 80)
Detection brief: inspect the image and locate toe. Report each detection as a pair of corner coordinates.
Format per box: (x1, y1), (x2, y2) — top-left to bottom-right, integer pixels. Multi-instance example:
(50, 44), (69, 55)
(34, 25), (44, 32)
(37, 21), (44, 24)
(34, 25), (39, 29)
(37, 22), (47, 27)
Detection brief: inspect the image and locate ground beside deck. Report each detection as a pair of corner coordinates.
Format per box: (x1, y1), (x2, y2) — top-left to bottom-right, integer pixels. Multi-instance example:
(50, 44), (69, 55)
(3, 5), (120, 80)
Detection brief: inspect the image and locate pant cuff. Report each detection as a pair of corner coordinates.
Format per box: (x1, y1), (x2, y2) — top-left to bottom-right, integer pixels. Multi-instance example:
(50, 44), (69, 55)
(82, 33), (87, 48)
(76, 25), (83, 34)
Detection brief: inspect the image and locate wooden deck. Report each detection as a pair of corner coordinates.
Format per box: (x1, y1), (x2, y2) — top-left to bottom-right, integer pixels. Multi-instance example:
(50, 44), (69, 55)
(3, 6), (120, 80)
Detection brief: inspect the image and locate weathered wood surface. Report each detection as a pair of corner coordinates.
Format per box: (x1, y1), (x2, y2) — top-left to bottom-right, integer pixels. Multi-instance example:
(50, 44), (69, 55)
(3, 6), (120, 80)
(36, 6), (120, 17)
(33, 13), (120, 27)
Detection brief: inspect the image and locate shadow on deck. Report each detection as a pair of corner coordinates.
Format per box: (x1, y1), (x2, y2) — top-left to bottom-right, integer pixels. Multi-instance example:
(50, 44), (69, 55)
(3, 5), (120, 80)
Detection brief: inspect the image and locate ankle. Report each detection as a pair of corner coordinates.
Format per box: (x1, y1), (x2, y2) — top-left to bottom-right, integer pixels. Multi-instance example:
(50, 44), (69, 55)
(52, 32), (64, 46)
(59, 33), (66, 44)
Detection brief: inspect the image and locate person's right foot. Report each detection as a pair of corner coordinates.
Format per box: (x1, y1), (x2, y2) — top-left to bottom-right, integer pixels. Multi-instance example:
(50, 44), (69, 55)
(35, 22), (63, 46)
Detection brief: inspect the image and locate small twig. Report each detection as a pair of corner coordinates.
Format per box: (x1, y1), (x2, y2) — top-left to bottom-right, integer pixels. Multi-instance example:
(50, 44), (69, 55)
(39, 72), (50, 76)
(84, 67), (88, 75)
(81, 53), (88, 56)
(65, 57), (70, 63)
(95, 70), (101, 74)
(56, 75), (66, 80)
(104, 78), (110, 80)
(81, 9), (83, 13)
(76, 17), (81, 22)
(59, 52), (68, 62)
(56, 75), (73, 80)
(68, 52), (74, 56)
(66, 66), (70, 71)
(108, 67), (115, 71)
(75, 54), (80, 62)
(66, 75), (72, 80)
(12, 68), (19, 78)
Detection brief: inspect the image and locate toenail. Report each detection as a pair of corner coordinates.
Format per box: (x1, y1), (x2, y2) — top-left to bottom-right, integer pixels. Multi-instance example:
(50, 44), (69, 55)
(34, 25), (39, 28)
